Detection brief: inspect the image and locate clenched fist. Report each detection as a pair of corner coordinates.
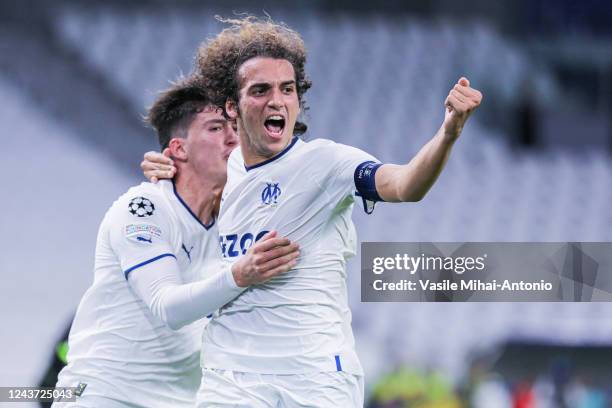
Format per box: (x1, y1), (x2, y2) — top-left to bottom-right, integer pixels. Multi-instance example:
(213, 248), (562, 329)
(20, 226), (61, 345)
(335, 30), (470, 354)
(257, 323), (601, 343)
(443, 77), (482, 142)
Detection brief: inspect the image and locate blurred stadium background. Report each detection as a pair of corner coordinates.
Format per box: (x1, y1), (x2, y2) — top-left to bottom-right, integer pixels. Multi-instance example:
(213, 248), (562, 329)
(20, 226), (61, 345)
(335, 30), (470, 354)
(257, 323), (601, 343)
(1, 0), (612, 406)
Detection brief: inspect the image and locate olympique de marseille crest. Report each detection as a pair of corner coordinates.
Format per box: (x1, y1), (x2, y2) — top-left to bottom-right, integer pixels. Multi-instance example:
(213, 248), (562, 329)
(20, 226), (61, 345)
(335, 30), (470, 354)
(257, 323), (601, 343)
(261, 183), (281, 205)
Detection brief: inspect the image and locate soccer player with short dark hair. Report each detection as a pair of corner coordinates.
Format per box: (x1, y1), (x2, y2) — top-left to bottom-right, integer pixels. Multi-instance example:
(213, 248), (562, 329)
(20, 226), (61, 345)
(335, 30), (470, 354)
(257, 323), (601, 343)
(53, 77), (299, 407)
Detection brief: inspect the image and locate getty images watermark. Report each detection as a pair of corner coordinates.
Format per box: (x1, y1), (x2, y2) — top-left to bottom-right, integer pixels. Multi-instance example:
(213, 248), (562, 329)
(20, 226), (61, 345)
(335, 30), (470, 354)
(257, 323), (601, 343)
(361, 243), (612, 302)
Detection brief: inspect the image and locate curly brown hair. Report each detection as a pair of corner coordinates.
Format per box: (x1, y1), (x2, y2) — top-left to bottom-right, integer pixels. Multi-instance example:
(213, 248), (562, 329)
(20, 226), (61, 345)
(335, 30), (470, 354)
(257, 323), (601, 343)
(196, 16), (311, 134)
(145, 76), (214, 150)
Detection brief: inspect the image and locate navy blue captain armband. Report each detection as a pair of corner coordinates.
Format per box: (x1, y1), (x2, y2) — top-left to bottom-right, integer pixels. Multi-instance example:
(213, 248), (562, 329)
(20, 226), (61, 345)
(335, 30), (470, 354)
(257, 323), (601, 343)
(354, 161), (384, 214)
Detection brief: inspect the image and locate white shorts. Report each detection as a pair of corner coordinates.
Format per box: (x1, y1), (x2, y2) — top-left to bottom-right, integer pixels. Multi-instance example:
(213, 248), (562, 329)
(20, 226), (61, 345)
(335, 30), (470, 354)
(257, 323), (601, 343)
(196, 368), (364, 408)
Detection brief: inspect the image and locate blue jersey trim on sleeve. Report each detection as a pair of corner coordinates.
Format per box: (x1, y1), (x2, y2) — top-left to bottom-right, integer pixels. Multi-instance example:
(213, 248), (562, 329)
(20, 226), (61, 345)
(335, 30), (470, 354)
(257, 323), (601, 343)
(124, 253), (176, 279)
(335, 355), (343, 371)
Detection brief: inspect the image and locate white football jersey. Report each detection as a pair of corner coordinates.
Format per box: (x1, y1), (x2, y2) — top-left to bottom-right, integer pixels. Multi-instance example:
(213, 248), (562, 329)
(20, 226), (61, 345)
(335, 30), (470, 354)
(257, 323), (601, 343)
(57, 180), (221, 407)
(203, 137), (379, 375)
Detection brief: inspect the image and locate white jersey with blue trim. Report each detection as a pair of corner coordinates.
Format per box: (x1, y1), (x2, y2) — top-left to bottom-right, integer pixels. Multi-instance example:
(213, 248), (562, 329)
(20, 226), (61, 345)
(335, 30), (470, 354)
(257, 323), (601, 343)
(57, 180), (221, 407)
(203, 137), (380, 375)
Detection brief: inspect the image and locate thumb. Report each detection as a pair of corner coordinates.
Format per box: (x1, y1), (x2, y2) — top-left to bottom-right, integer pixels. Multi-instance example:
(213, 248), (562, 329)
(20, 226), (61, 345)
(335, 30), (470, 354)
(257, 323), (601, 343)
(258, 230), (278, 242)
(458, 77), (470, 87)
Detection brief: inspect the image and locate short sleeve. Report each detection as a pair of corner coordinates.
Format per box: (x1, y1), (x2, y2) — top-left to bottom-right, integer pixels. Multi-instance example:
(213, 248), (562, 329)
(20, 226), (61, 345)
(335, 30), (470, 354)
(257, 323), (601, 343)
(107, 194), (175, 278)
(323, 142), (383, 214)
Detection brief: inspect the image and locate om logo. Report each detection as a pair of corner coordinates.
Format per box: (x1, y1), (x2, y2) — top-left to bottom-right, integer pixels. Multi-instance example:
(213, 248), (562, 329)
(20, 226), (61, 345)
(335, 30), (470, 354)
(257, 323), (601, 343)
(261, 182), (281, 205)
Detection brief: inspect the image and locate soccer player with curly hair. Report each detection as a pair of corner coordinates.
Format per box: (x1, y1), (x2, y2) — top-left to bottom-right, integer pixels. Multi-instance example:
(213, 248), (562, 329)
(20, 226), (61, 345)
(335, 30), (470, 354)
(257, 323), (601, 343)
(144, 16), (482, 407)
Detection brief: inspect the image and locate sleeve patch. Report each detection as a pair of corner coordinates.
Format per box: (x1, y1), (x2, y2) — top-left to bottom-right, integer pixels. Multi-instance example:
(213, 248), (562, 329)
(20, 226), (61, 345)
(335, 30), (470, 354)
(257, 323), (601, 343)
(125, 224), (162, 244)
(128, 196), (155, 217)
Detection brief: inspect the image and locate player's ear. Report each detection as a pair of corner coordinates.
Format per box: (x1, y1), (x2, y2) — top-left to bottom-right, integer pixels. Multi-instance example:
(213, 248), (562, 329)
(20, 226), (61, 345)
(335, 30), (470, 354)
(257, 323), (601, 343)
(226, 99), (238, 120)
(167, 138), (188, 161)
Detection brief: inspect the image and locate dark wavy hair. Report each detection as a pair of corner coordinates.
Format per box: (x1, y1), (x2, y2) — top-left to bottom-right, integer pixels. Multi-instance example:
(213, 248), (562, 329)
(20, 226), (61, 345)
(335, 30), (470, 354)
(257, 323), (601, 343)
(145, 76), (213, 150)
(196, 16), (311, 134)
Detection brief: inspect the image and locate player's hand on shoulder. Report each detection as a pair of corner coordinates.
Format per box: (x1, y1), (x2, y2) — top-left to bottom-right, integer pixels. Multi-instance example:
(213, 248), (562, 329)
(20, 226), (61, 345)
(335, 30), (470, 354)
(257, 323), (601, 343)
(141, 148), (176, 183)
(443, 77), (483, 142)
(231, 231), (300, 287)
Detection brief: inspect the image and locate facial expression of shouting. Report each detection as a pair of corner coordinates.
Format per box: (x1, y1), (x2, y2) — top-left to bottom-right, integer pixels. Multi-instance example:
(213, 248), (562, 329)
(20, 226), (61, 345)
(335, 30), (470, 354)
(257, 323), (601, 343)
(227, 57), (300, 165)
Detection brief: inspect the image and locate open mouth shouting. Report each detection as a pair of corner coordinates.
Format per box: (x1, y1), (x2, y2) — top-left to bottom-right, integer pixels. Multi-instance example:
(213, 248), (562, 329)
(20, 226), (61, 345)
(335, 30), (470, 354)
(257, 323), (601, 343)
(264, 114), (286, 139)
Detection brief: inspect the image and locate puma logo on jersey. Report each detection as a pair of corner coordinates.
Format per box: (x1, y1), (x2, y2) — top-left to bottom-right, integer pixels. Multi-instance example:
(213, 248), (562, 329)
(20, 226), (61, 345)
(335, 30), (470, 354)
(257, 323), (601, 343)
(182, 243), (194, 262)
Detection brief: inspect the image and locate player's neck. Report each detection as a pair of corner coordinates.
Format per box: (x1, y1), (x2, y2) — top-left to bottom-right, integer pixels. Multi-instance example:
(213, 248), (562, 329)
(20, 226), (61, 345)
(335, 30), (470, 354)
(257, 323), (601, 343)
(173, 171), (222, 225)
(241, 134), (294, 167)
(242, 150), (268, 167)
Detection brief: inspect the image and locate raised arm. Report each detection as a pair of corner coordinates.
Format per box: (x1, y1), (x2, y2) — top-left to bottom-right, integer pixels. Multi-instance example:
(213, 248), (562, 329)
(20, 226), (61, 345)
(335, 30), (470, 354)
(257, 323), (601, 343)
(375, 77), (482, 202)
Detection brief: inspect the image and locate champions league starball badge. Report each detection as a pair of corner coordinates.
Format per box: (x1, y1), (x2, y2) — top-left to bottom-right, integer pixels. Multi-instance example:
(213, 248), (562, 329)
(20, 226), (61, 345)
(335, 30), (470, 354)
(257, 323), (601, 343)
(128, 197), (155, 217)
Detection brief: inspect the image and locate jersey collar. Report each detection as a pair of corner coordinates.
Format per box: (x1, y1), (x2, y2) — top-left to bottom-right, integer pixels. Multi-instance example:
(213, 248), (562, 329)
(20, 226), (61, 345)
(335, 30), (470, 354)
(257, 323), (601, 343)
(170, 180), (215, 230)
(244, 137), (299, 172)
